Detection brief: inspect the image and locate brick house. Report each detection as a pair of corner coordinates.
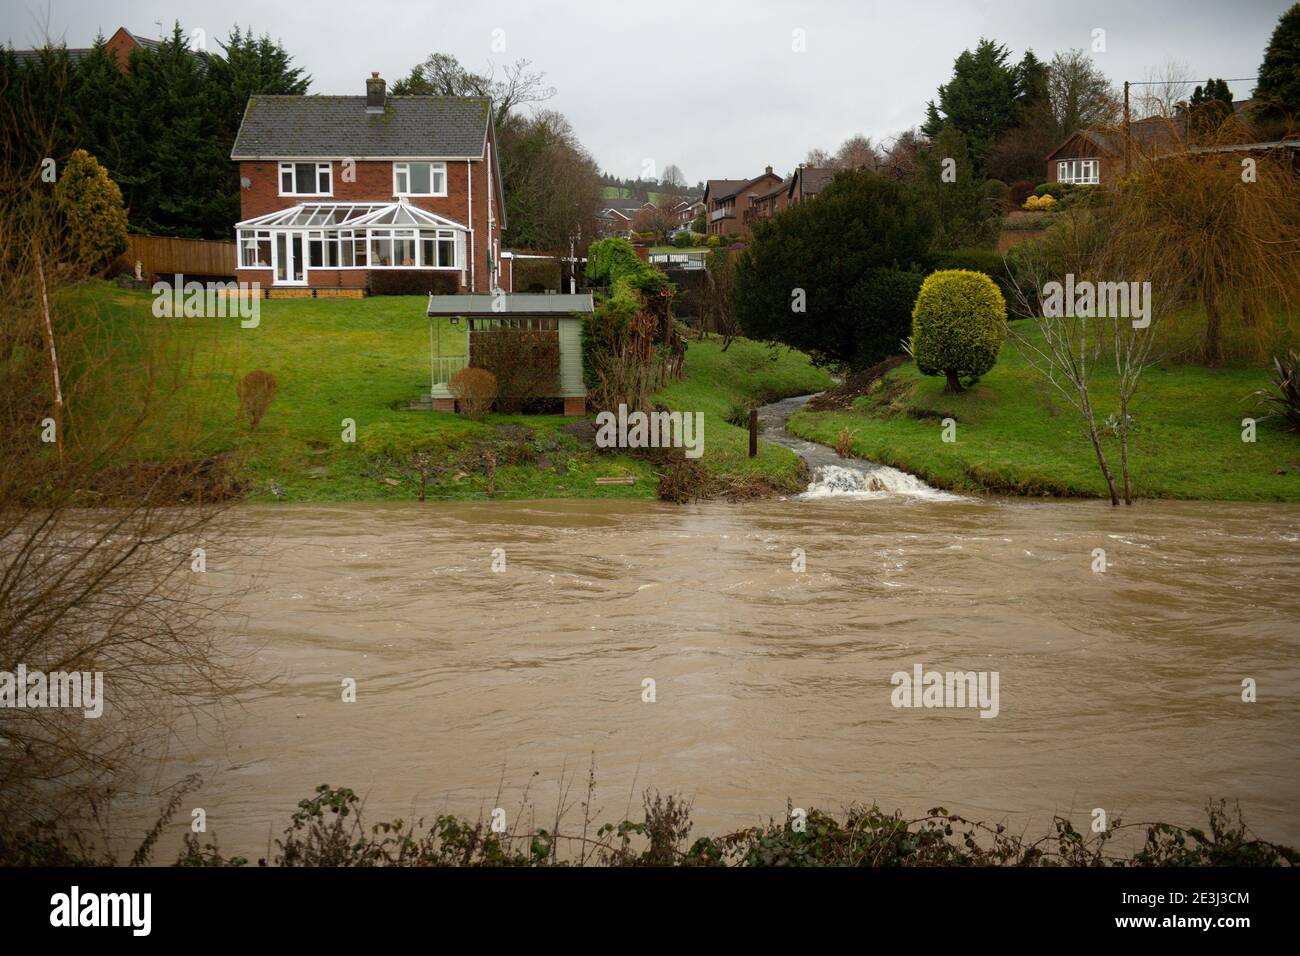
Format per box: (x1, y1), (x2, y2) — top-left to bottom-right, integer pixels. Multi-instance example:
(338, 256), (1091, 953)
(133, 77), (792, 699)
(703, 167), (783, 237)
(744, 176), (792, 226)
(8, 26), (183, 71)
(787, 165), (834, 206)
(1045, 102), (1263, 185)
(594, 198), (650, 238)
(230, 73), (505, 294)
(675, 199), (704, 227)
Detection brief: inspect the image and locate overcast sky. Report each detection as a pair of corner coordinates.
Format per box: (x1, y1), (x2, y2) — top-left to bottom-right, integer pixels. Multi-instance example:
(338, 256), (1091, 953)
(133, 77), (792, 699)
(3, 0), (1291, 184)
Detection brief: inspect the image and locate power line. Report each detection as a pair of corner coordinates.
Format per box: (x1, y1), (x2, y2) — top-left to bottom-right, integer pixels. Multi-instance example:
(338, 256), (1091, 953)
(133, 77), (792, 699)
(1124, 76), (1258, 85)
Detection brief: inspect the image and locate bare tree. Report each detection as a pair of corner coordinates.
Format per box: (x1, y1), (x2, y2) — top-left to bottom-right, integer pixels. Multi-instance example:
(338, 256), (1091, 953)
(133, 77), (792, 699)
(803, 147), (832, 167)
(392, 52), (556, 120)
(497, 110), (602, 251)
(632, 198), (681, 242)
(1133, 58), (1195, 120)
(660, 164), (686, 191)
(1007, 207), (1123, 505)
(834, 134), (882, 171)
(0, 61), (242, 830)
(1048, 49), (1121, 139)
(701, 248), (741, 349)
(879, 129), (926, 181)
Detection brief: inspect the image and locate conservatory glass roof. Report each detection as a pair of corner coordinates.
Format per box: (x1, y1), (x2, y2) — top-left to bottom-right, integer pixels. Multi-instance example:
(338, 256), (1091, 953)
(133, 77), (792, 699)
(237, 202), (467, 230)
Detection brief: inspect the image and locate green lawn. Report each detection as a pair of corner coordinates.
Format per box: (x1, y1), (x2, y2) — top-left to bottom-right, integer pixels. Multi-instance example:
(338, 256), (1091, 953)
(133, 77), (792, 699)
(660, 335), (833, 489)
(65, 283), (828, 502)
(786, 320), (1300, 501)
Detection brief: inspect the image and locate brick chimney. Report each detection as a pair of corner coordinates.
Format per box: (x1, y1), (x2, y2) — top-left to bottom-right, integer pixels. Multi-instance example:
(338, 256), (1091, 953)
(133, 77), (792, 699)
(366, 72), (386, 114)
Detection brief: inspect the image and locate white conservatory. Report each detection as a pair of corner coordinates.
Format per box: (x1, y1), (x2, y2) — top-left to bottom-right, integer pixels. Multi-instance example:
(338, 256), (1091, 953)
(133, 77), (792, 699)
(234, 201), (468, 287)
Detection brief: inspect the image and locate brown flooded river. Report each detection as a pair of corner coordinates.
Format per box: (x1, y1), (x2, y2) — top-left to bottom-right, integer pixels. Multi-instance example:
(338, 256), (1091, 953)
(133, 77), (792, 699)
(149, 493), (1300, 856)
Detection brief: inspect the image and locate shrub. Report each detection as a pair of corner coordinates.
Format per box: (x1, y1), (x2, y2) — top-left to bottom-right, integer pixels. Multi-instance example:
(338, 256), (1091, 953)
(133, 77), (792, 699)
(236, 369), (277, 429)
(847, 267), (925, 368)
(1253, 349), (1300, 432)
(1033, 181), (1070, 200)
(704, 234), (723, 248)
(734, 170), (936, 366)
(53, 149), (128, 274)
(983, 179), (1010, 211)
(448, 367), (497, 420)
(921, 249), (1018, 313)
(910, 269), (1007, 393)
(1009, 179), (1036, 207)
(585, 237), (643, 287)
(671, 231), (692, 248)
(1023, 194), (1056, 211)
(370, 270), (459, 296)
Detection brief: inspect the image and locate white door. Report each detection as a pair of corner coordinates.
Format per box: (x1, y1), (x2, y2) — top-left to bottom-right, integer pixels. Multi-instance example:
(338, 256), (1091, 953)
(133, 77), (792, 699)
(274, 232), (306, 285)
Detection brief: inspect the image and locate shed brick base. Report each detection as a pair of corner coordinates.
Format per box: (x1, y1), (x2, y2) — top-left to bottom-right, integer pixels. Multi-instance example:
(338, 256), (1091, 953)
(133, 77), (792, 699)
(431, 398), (456, 413)
(563, 397), (586, 416)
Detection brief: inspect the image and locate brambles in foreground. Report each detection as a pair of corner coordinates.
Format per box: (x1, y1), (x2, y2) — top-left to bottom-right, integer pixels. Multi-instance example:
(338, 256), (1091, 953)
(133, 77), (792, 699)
(2, 784), (1292, 867)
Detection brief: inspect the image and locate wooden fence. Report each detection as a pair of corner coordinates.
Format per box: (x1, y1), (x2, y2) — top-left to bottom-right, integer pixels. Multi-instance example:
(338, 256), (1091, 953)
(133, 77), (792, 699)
(124, 234), (237, 279)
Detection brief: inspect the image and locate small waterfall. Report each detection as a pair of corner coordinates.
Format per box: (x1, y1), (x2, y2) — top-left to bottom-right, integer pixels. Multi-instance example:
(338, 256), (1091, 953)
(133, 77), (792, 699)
(800, 463), (963, 501)
(755, 392), (967, 501)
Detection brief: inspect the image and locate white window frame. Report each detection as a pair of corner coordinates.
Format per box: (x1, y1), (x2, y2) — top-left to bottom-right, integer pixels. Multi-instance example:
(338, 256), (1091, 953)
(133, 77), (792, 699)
(279, 162), (333, 196)
(238, 229), (273, 268)
(1056, 159), (1099, 185)
(393, 161), (448, 197)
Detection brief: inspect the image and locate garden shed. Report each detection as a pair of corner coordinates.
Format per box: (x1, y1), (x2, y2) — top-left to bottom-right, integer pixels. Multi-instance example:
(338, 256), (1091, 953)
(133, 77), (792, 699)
(424, 293), (591, 415)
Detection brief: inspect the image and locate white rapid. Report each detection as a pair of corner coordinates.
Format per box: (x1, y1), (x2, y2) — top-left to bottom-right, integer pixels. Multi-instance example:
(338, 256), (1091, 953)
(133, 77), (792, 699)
(755, 393), (964, 501)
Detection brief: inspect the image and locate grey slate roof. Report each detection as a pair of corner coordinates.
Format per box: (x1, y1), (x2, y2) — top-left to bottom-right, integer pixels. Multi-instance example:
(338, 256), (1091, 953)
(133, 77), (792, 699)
(231, 95), (493, 159)
(600, 197), (651, 215)
(8, 47), (91, 66)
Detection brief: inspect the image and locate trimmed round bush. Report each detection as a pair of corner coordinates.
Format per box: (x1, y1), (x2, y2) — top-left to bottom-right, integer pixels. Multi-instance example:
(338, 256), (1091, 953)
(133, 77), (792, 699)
(910, 269), (1007, 393)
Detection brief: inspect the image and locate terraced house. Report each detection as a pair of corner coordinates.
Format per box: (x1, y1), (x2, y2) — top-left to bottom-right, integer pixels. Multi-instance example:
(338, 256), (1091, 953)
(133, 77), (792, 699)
(231, 72), (506, 295)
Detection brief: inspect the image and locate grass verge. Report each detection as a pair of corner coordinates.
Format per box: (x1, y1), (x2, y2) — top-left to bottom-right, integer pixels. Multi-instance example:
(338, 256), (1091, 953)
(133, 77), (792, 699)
(787, 321), (1300, 501)
(62, 283), (829, 502)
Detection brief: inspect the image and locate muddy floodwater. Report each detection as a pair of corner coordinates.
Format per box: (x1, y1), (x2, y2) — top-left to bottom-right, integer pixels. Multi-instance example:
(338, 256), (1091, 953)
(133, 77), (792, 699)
(143, 489), (1300, 857)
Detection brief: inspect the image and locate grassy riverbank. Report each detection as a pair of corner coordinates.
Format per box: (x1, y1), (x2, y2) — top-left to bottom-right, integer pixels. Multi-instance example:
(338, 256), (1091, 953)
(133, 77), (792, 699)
(786, 321), (1300, 501)
(66, 283), (829, 502)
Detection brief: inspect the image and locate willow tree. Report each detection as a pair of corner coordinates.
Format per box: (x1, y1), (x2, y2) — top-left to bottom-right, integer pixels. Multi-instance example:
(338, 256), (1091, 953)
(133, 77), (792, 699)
(1120, 117), (1300, 367)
